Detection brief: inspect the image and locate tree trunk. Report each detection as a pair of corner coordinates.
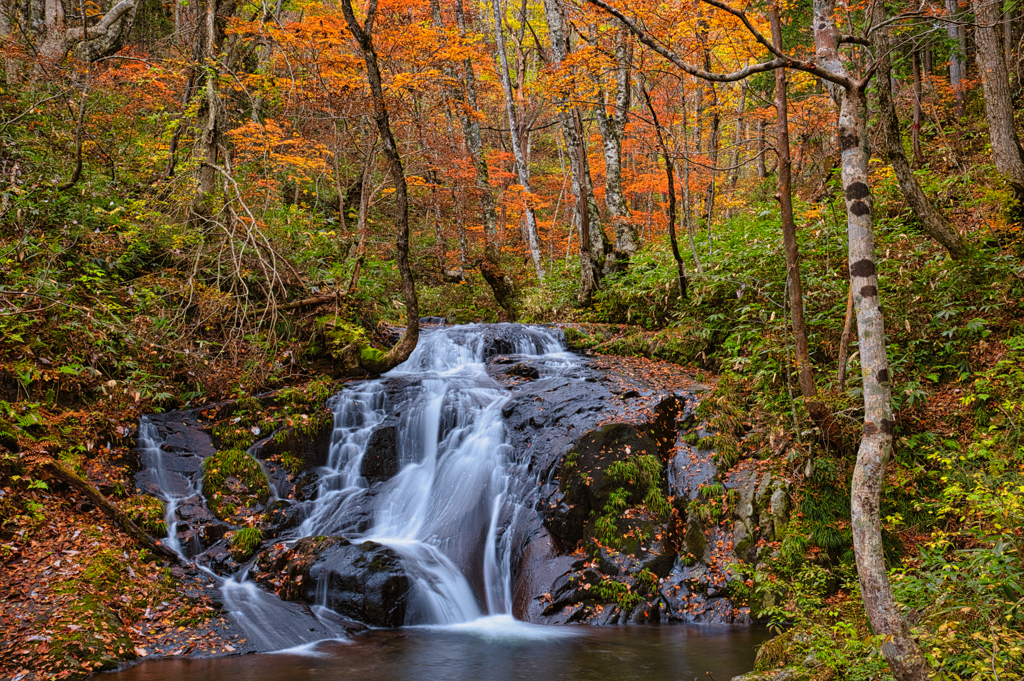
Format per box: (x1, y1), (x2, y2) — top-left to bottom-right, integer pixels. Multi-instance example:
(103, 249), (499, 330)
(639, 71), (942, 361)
(728, 84), (746, 194)
(596, 25), (636, 273)
(490, 0), (544, 284)
(813, 0), (929, 677)
(945, 0), (966, 118)
(38, 458), (181, 563)
(770, 5), (832, 438)
(874, 5), (970, 259)
(541, 0), (605, 302)
(189, 0), (236, 232)
(911, 50), (924, 164)
(340, 0), (419, 373)
(972, 0), (1024, 193)
(642, 86), (687, 299)
(432, 0), (517, 317)
(757, 118), (767, 178)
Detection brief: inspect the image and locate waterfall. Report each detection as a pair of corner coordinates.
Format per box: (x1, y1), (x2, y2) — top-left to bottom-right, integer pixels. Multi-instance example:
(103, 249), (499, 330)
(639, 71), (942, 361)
(136, 324), (577, 647)
(296, 324), (572, 625)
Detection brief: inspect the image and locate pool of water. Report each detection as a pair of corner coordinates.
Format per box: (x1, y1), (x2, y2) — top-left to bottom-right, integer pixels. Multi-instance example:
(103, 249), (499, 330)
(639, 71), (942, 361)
(104, 618), (769, 681)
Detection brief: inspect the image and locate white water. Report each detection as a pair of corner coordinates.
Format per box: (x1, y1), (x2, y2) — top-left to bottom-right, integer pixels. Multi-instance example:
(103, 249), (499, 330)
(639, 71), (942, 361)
(137, 418), (191, 559)
(297, 324), (573, 625)
(139, 324), (578, 647)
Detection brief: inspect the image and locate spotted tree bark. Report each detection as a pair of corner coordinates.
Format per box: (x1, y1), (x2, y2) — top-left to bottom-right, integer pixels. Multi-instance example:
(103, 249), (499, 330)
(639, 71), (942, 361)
(873, 2), (970, 260)
(490, 0), (544, 284)
(972, 0), (1024, 195)
(340, 0), (420, 372)
(813, 0), (929, 677)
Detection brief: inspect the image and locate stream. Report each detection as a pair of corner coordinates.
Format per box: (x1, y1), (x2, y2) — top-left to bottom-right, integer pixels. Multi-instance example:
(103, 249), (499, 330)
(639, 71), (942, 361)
(113, 323), (770, 679)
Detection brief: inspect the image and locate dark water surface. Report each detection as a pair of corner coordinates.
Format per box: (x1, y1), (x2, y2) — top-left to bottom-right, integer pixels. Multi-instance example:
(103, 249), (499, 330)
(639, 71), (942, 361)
(105, 619), (769, 681)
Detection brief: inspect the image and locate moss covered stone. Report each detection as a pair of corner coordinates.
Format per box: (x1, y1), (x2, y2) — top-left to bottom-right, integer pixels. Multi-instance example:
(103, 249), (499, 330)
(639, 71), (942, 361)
(122, 495), (165, 535)
(202, 449), (270, 521)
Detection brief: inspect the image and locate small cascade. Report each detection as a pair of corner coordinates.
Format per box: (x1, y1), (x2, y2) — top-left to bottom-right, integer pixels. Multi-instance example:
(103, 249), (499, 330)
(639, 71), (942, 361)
(136, 418), (195, 560)
(295, 324), (575, 626)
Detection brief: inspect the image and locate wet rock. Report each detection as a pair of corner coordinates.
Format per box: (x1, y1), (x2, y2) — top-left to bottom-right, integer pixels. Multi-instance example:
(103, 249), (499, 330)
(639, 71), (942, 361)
(254, 536), (411, 628)
(310, 539), (410, 627)
(250, 408), (333, 473)
(360, 423), (400, 483)
(549, 423), (664, 547)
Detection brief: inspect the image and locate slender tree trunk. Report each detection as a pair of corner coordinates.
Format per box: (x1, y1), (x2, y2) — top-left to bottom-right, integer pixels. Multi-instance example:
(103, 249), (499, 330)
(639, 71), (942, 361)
(642, 86), (687, 299)
(728, 84), (746, 193)
(813, 0), (929, 677)
(541, 0), (605, 301)
(770, 5), (830, 434)
(972, 0), (1024, 194)
(703, 78), (720, 239)
(756, 118), (767, 178)
(679, 85), (703, 273)
(596, 26), (636, 272)
(189, 0), (235, 232)
(432, 0), (516, 316)
(945, 0), (966, 118)
(490, 0), (544, 283)
(911, 50), (924, 164)
(340, 0), (419, 372)
(874, 4), (970, 259)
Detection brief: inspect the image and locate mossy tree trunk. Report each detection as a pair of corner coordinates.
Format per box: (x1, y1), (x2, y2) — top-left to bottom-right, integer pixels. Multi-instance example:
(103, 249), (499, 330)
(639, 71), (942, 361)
(340, 0), (420, 373)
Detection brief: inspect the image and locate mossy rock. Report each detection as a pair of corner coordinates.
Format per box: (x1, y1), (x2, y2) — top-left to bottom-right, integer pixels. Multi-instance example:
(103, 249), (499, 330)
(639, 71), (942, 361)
(202, 449), (270, 521)
(51, 595), (135, 674)
(122, 495), (165, 535)
(318, 317), (371, 360)
(229, 526), (264, 560)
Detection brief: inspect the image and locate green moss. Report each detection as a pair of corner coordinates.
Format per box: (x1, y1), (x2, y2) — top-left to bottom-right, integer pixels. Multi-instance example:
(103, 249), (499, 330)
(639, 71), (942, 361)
(202, 448), (270, 521)
(229, 526), (264, 560)
(592, 578), (643, 610)
(122, 495), (165, 535)
(359, 346), (387, 364)
(318, 317), (370, 360)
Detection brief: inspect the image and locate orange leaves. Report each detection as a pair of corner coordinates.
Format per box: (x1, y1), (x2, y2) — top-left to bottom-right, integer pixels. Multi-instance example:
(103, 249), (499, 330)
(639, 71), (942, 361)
(227, 119), (330, 183)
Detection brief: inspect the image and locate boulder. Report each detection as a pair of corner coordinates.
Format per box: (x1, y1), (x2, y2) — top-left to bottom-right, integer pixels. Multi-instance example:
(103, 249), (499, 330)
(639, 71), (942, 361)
(255, 536), (411, 628)
(360, 424), (400, 483)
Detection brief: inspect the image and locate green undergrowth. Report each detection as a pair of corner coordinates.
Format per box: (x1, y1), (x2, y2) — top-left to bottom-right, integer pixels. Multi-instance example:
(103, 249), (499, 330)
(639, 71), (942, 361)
(593, 452), (670, 551)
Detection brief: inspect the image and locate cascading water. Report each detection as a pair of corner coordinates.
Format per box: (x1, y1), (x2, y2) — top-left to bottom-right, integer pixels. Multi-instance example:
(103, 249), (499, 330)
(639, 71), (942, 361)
(294, 324), (574, 626)
(136, 323), (581, 650)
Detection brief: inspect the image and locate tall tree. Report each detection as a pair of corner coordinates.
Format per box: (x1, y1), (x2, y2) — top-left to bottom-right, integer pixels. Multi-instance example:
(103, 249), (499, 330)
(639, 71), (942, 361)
(189, 0), (238, 231)
(490, 0), (545, 284)
(972, 0), (1024, 195)
(873, 3), (970, 259)
(429, 0), (517, 316)
(542, 0), (606, 303)
(585, 0), (929, 676)
(595, 25), (637, 272)
(641, 84), (687, 299)
(340, 0), (420, 372)
(944, 0), (966, 117)
(769, 3), (829, 435)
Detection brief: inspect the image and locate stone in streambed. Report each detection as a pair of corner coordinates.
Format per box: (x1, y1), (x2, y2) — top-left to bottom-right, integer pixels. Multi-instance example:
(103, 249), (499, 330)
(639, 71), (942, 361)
(254, 536), (411, 628)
